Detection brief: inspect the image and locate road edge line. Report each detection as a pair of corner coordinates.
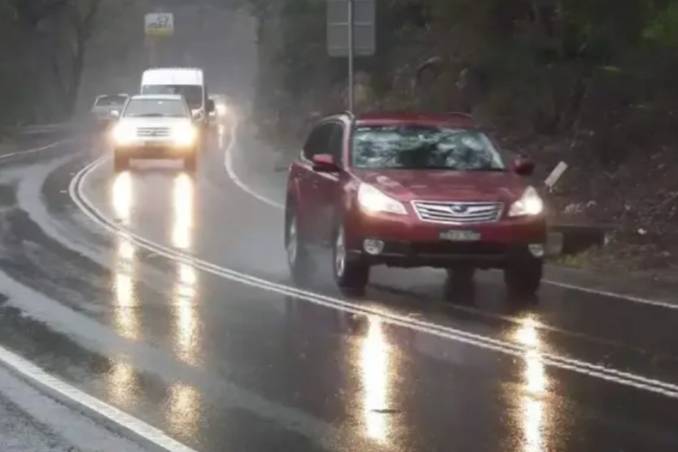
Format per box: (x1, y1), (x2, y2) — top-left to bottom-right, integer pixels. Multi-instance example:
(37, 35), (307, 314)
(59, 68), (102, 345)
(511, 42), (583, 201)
(222, 119), (285, 209)
(0, 139), (70, 161)
(0, 344), (197, 452)
(0, 138), (198, 452)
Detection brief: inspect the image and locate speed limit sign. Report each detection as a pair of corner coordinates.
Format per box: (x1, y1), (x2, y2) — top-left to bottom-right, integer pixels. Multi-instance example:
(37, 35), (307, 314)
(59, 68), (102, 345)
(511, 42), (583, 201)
(145, 13), (174, 37)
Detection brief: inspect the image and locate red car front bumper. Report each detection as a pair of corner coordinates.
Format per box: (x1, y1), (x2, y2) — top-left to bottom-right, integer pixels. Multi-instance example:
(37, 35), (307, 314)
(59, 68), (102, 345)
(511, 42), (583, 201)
(345, 210), (546, 269)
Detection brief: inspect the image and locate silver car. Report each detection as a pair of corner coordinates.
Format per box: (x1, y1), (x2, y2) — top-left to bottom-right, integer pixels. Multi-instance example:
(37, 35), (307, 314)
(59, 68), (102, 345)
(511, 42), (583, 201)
(91, 94), (128, 126)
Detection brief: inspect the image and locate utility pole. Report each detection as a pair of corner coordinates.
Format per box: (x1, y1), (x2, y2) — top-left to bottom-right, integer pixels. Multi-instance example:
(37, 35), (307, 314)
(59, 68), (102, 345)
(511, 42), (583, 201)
(327, 0), (375, 113)
(347, 0), (354, 113)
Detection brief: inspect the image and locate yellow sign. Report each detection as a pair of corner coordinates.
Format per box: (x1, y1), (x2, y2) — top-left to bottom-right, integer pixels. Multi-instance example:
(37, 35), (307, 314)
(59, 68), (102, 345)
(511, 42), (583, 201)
(145, 13), (174, 37)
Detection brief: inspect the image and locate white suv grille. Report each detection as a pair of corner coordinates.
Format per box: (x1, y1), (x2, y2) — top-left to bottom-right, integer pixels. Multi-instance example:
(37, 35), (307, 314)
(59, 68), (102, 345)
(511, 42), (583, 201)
(412, 201), (503, 224)
(137, 127), (171, 138)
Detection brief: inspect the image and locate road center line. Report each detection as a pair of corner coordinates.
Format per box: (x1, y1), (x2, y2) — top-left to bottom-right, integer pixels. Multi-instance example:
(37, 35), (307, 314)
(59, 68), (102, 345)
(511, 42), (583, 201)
(71, 156), (678, 400)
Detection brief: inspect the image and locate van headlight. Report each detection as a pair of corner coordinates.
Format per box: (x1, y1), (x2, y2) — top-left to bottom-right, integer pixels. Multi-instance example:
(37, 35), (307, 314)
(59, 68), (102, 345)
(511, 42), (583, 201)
(112, 123), (136, 145)
(509, 186), (544, 217)
(172, 124), (197, 147)
(358, 183), (407, 215)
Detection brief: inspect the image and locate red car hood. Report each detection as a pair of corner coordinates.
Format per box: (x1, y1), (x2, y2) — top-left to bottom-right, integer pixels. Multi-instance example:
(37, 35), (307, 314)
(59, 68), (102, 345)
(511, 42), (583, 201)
(352, 169), (528, 203)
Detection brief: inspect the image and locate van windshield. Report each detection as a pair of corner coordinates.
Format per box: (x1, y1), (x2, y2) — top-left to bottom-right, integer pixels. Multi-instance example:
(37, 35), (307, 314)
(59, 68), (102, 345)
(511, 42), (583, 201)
(141, 85), (203, 109)
(123, 99), (189, 118)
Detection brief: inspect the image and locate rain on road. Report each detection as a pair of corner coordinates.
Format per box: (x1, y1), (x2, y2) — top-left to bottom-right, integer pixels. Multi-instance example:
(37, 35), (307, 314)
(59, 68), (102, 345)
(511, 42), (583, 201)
(0, 119), (676, 451)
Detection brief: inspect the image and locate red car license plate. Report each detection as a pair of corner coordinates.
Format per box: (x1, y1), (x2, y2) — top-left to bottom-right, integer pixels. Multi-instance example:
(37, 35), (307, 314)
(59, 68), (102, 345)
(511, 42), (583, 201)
(440, 230), (481, 242)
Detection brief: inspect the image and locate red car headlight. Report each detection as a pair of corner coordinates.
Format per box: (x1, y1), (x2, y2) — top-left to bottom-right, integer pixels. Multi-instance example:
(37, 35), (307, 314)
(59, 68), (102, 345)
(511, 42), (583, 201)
(508, 186), (544, 217)
(357, 183), (407, 216)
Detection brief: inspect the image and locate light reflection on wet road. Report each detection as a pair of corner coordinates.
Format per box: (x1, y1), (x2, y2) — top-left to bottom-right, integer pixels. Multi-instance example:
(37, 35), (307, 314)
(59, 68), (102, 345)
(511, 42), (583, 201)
(360, 317), (392, 444)
(3, 122), (678, 452)
(76, 122), (678, 451)
(112, 172), (140, 341)
(513, 317), (549, 452)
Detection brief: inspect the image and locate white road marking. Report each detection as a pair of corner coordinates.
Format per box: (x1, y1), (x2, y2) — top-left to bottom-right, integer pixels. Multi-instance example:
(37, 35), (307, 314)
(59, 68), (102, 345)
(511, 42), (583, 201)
(0, 140), (70, 161)
(0, 139), (198, 452)
(0, 345), (197, 452)
(223, 119), (284, 209)
(543, 279), (678, 310)
(71, 158), (678, 400)
(220, 122), (678, 311)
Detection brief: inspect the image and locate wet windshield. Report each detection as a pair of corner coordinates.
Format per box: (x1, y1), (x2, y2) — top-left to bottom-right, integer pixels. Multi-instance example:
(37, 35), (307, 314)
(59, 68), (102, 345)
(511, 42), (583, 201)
(141, 85), (203, 109)
(352, 126), (505, 171)
(123, 99), (188, 118)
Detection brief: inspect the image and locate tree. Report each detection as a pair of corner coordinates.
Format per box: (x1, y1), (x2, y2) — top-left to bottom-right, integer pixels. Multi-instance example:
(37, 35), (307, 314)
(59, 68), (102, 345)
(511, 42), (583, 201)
(51, 0), (102, 115)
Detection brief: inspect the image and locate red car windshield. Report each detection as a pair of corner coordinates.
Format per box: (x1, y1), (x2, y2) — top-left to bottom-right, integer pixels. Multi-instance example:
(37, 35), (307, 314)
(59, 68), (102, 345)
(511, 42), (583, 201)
(352, 125), (506, 171)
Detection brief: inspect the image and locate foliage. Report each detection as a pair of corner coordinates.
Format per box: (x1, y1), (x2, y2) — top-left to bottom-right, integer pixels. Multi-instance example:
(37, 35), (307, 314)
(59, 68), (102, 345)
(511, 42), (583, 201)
(0, 0), (108, 124)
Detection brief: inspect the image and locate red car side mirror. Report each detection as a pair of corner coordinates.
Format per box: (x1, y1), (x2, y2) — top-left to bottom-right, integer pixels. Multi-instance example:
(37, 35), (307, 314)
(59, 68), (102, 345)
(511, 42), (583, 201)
(513, 157), (535, 176)
(312, 154), (340, 173)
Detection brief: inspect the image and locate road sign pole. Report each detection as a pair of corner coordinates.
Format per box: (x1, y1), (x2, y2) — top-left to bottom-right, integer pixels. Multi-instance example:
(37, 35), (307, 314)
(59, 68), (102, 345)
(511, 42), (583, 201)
(347, 0), (354, 113)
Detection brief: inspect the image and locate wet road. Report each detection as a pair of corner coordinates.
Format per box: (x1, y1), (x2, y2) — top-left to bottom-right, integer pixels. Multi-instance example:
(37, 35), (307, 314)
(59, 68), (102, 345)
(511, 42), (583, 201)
(0, 121), (678, 452)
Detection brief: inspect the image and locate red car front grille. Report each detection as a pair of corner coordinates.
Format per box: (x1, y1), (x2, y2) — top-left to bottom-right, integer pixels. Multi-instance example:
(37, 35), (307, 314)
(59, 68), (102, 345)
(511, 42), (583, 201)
(412, 201), (503, 225)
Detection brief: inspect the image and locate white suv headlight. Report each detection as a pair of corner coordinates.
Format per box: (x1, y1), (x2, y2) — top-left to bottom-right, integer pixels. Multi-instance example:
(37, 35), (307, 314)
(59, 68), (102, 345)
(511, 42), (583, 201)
(358, 183), (407, 215)
(508, 186), (544, 217)
(112, 123), (135, 145)
(172, 124), (197, 147)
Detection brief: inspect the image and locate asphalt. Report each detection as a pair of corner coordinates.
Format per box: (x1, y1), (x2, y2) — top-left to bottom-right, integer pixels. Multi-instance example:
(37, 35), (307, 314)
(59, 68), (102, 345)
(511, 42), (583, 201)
(0, 121), (676, 452)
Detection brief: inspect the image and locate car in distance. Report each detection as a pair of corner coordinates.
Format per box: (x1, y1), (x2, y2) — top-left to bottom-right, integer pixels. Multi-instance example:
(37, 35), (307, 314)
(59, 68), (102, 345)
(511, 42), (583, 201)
(110, 94), (199, 172)
(91, 93), (128, 128)
(284, 112), (546, 295)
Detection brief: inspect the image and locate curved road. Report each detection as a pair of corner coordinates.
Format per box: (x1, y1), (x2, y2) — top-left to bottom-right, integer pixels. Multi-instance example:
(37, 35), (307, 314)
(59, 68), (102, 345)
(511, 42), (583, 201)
(0, 118), (677, 452)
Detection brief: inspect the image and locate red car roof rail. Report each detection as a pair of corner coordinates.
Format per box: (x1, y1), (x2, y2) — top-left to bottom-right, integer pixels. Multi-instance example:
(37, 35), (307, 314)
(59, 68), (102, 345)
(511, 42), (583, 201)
(443, 111), (474, 120)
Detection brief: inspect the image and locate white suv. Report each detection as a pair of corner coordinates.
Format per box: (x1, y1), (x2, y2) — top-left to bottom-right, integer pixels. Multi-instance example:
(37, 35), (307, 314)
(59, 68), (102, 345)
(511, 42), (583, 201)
(111, 94), (199, 172)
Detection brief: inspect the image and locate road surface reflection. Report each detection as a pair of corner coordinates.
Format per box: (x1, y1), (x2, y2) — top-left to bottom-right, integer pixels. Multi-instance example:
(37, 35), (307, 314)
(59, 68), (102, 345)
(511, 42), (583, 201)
(108, 172), (140, 408)
(107, 360), (138, 408)
(360, 316), (393, 444)
(167, 383), (202, 438)
(171, 173), (201, 366)
(172, 173), (194, 250)
(111, 172), (139, 340)
(513, 316), (550, 452)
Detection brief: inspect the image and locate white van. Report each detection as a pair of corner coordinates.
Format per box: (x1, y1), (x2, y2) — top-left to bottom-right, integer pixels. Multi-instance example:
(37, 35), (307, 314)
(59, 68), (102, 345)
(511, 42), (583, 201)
(140, 68), (214, 125)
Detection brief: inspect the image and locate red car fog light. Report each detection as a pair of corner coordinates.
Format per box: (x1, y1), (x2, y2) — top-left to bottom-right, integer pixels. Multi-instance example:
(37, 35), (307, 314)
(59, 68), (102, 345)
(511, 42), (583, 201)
(529, 244), (545, 258)
(364, 239), (385, 256)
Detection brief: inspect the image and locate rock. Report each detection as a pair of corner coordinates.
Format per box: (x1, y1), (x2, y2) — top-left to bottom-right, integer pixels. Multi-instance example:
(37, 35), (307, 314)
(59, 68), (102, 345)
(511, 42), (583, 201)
(637, 228), (648, 236)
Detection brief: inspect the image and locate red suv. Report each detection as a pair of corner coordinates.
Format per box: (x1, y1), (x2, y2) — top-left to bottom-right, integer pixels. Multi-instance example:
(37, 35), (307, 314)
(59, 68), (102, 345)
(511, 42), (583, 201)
(285, 112), (546, 294)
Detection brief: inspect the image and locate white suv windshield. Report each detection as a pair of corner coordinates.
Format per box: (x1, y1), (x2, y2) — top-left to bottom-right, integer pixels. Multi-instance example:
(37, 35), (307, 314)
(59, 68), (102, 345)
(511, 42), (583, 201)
(123, 99), (188, 118)
(352, 125), (506, 171)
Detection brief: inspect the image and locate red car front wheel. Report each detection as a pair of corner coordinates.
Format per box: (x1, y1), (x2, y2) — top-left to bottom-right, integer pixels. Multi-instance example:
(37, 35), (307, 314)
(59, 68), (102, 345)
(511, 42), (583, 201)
(286, 209), (311, 284)
(333, 225), (369, 292)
